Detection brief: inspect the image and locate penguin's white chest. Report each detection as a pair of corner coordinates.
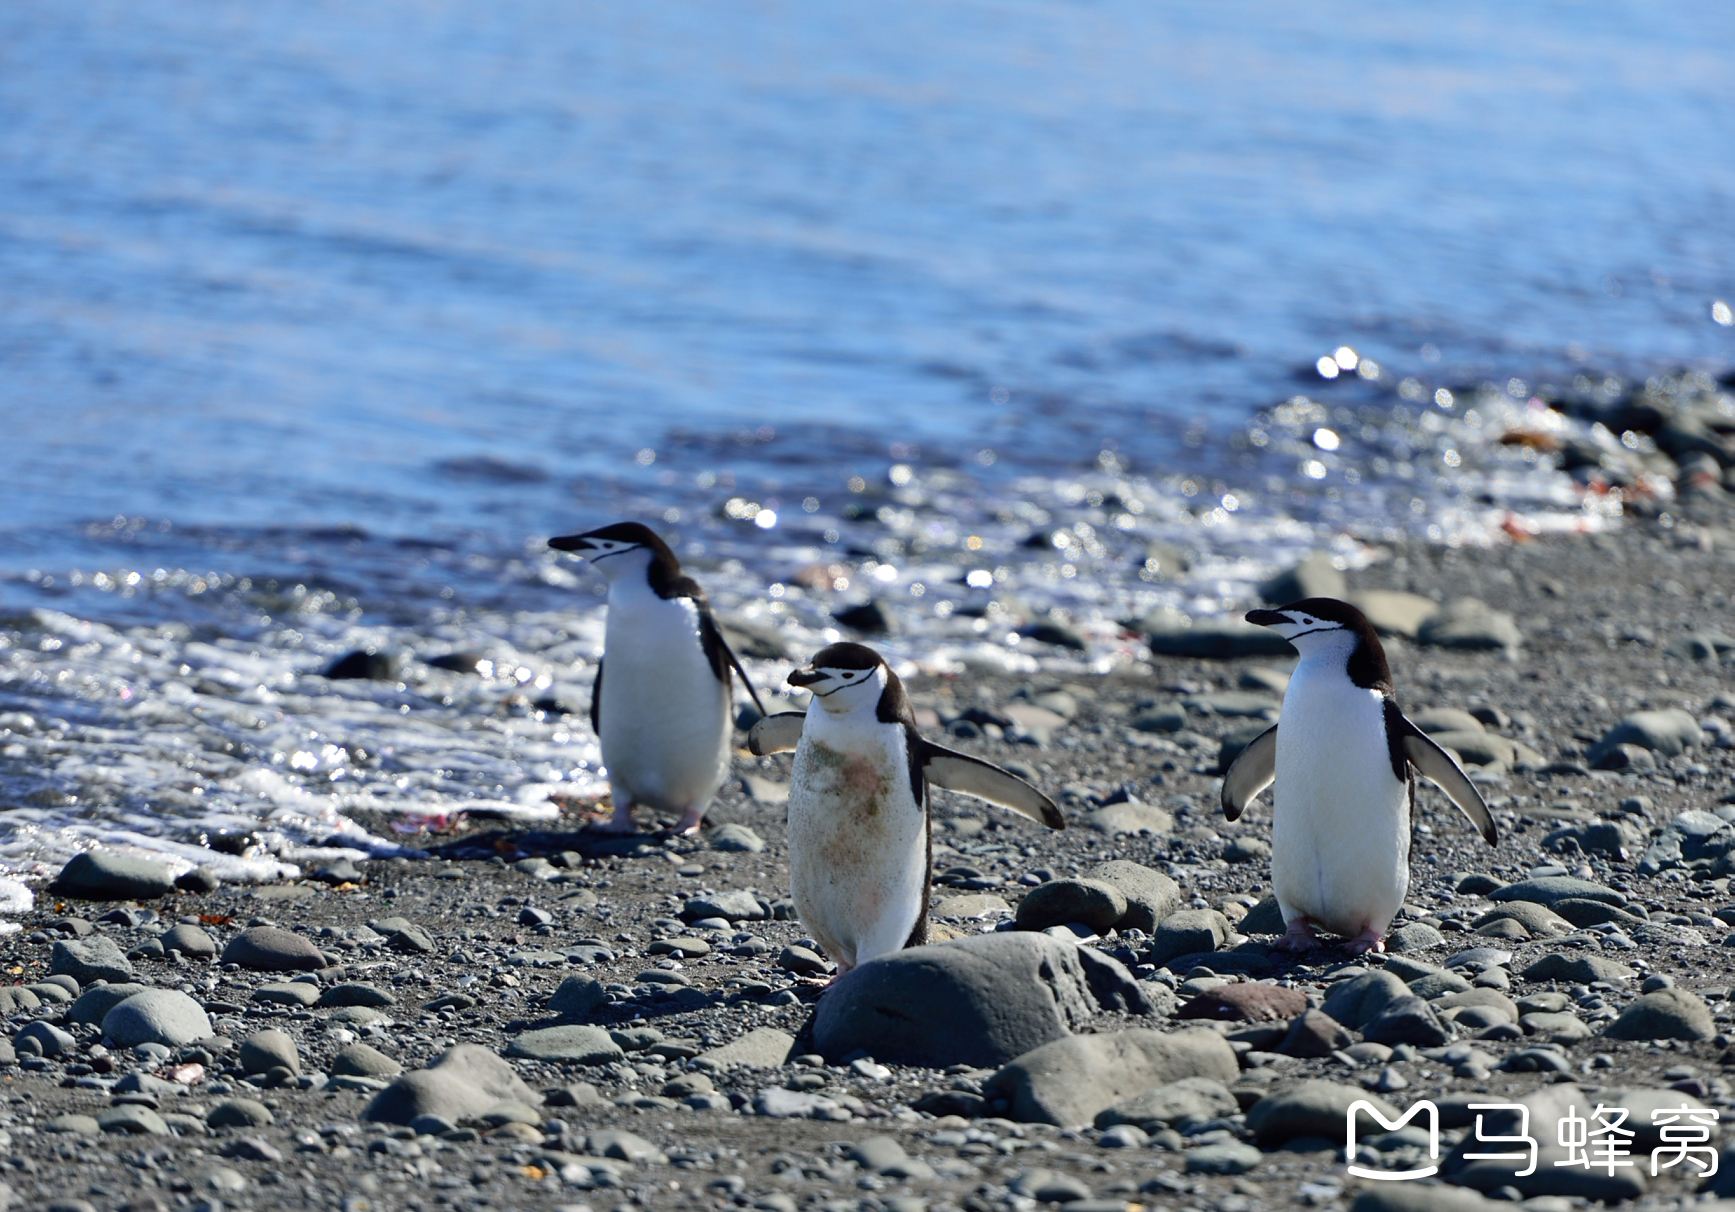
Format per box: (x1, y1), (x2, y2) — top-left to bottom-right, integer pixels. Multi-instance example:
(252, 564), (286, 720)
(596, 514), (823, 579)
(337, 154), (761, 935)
(597, 594), (730, 811)
(787, 714), (927, 970)
(1270, 671), (1410, 938)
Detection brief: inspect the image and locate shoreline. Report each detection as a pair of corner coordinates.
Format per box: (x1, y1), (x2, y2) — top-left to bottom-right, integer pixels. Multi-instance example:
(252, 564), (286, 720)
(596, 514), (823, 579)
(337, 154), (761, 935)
(0, 518), (1731, 1209)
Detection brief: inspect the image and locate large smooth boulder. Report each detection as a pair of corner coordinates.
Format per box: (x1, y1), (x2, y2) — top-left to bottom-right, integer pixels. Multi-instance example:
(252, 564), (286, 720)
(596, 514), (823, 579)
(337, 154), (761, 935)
(1084, 861), (1181, 932)
(50, 851), (175, 900)
(1520, 953), (1635, 984)
(68, 983), (148, 1026)
(363, 1045), (542, 1125)
(982, 1028), (1238, 1126)
(102, 990), (213, 1048)
(221, 926), (325, 972)
(1014, 879), (1126, 934)
(813, 933), (1144, 1069)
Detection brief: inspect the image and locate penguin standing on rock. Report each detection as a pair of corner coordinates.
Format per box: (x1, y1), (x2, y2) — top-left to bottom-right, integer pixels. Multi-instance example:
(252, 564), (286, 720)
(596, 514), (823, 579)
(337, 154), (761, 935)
(548, 522), (764, 835)
(748, 642), (1064, 974)
(1220, 597), (1497, 954)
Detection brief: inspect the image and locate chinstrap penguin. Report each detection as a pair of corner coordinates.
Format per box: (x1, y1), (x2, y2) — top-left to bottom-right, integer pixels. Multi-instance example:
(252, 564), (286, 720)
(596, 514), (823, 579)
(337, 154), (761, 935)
(748, 642), (1064, 974)
(549, 522), (765, 835)
(1220, 596), (1496, 954)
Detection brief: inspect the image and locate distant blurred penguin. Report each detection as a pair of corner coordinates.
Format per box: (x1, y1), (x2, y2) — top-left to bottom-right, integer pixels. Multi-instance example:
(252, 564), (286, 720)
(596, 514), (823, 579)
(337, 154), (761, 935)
(549, 522), (763, 834)
(749, 642), (1063, 972)
(1221, 597), (1496, 953)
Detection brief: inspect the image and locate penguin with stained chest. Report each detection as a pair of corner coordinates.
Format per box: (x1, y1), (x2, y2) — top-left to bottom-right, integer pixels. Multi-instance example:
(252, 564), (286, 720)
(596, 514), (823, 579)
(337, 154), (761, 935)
(548, 522), (765, 834)
(1219, 597), (1497, 954)
(748, 642), (1064, 973)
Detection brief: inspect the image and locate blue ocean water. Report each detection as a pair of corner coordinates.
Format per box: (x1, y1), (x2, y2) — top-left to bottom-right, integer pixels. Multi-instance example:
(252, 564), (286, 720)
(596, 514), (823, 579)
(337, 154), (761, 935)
(1, 0), (1730, 568)
(0, 2), (1731, 881)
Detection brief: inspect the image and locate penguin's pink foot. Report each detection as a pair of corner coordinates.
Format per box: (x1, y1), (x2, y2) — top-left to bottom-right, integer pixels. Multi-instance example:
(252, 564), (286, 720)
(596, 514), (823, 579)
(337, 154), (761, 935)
(1344, 928), (1386, 955)
(591, 801), (639, 834)
(672, 807), (706, 836)
(1273, 919), (1321, 953)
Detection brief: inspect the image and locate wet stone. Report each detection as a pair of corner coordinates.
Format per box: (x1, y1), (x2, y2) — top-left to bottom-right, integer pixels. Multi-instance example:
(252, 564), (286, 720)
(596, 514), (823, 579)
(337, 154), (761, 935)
(51, 851), (176, 900)
(1178, 982), (1305, 1023)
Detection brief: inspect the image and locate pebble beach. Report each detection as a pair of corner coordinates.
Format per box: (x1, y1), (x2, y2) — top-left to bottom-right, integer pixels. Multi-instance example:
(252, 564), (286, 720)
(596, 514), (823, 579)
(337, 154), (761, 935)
(1, 509), (1733, 1212)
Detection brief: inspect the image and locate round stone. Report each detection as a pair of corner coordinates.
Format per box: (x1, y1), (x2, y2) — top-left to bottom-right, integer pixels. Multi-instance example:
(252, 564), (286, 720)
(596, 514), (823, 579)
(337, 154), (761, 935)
(103, 990), (214, 1048)
(206, 1098), (275, 1128)
(239, 1028), (300, 1076)
(221, 926), (325, 971)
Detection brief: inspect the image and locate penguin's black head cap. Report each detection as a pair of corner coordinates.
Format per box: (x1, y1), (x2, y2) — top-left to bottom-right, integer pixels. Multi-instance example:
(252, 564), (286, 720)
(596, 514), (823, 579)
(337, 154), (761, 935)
(788, 642), (907, 719)
(548, 522), (685, 593)
(787, 641), (884, 689)
(1246, 596), (1391, 692)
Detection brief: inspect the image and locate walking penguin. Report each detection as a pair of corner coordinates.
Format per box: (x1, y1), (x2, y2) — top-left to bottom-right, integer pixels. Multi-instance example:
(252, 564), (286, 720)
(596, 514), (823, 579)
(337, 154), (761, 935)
(549, 522), (764, 834)
(748, 642), (1063, 973)
(1220, 597), (1497, 953)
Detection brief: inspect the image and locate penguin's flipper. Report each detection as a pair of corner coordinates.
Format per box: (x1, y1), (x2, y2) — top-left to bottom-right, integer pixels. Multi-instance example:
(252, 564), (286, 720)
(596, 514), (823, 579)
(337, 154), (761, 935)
(1220, 723), (1277, 821)
(747, 711), (807, 756)
(590, 659), (603, 735)
(698, 612), (768, 716)
(1399, 720), (1498, 845)
(920, 742), (1065, 829)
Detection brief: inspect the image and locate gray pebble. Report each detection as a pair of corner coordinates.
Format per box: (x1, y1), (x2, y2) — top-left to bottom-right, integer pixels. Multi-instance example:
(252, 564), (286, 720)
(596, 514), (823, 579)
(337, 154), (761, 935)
(51, 936), (134, 985)
(103, 989), (214, 1048)
(239, 1028), (300, 1076)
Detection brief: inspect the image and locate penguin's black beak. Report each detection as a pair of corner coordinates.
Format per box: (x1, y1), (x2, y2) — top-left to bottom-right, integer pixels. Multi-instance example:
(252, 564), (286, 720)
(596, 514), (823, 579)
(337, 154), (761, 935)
(548, 533), (596, 552)
(786, 666), (825, 688)
(1244, 608), (1290, 628)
